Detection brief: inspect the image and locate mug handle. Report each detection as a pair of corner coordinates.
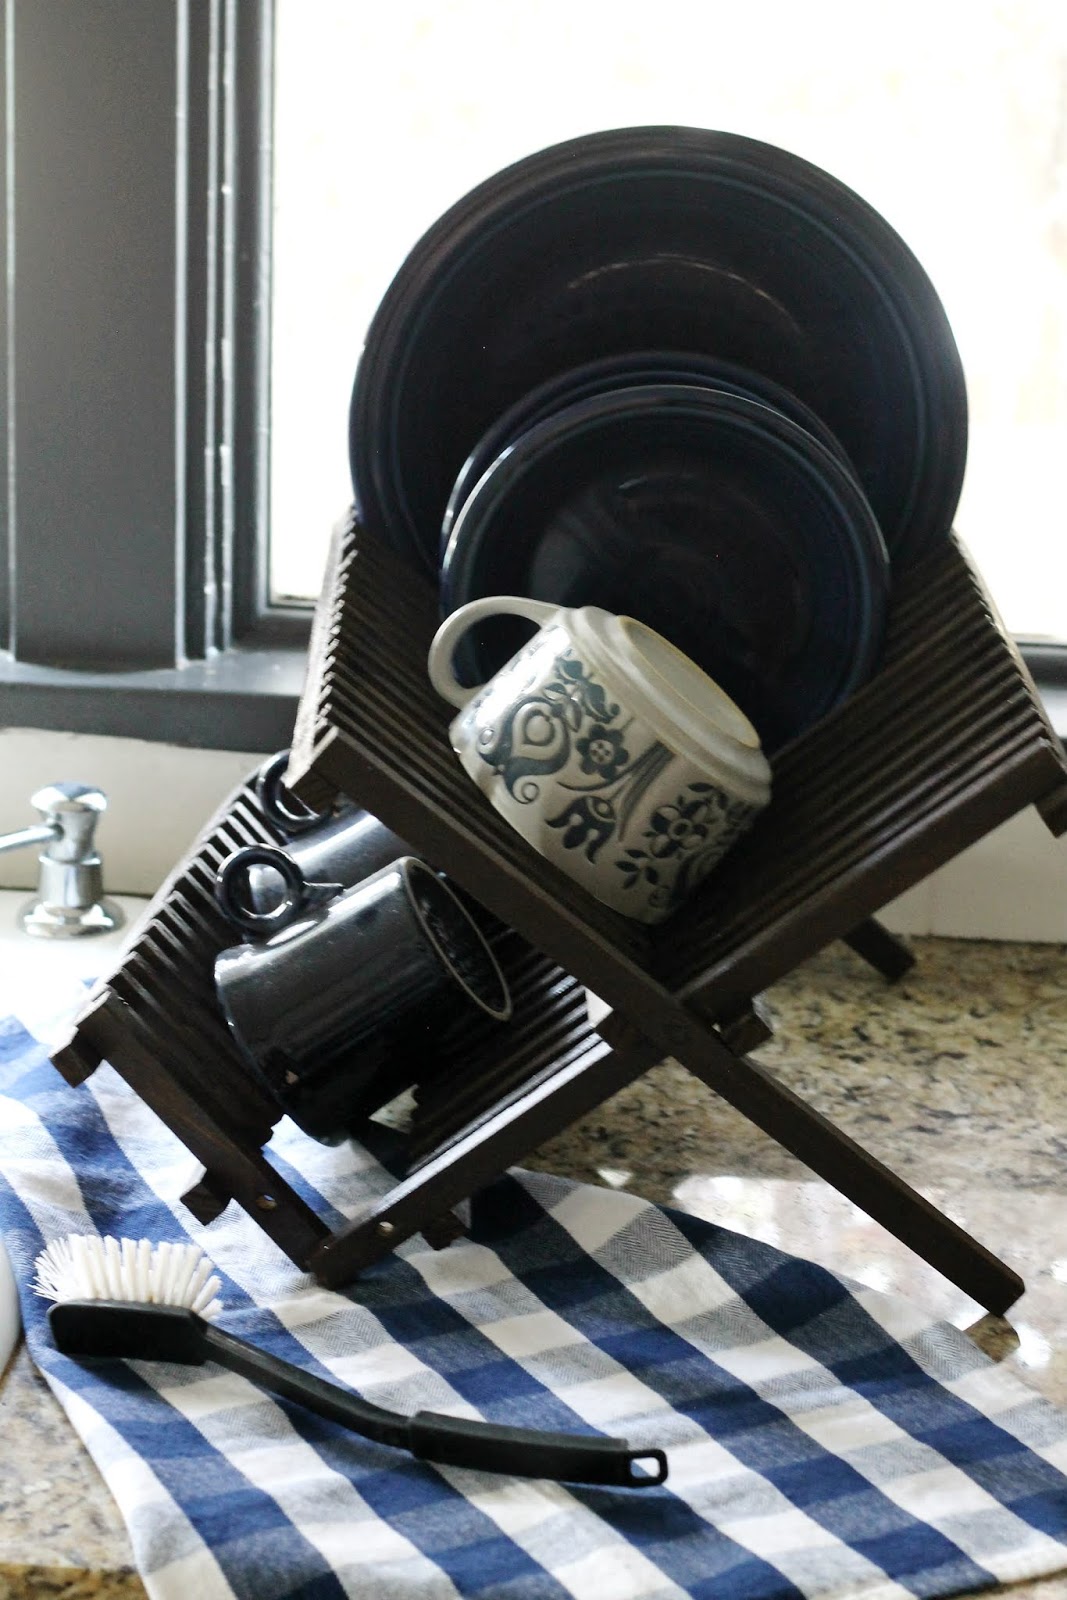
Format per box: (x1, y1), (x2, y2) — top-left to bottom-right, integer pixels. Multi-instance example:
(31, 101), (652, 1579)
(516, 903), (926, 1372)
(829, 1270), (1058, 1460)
(427, 596), (559, 709)
(256, 750), (331, 836)
(215, 845), (339, 937)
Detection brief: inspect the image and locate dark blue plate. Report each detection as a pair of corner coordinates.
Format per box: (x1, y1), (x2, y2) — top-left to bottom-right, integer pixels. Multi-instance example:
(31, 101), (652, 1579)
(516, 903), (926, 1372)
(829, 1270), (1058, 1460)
(351, 126), (966, 574)
(440, 351), (852, 561)
(440, 384), (890, 752)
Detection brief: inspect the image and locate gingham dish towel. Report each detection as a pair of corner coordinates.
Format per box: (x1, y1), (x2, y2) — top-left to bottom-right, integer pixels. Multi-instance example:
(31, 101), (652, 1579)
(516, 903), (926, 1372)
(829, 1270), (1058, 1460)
(2, 977), (1067, 1600)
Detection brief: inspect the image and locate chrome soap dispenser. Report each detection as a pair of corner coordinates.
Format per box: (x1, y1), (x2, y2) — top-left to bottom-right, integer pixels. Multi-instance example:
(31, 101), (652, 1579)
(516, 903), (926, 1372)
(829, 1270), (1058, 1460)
(0, 783), (124, 936)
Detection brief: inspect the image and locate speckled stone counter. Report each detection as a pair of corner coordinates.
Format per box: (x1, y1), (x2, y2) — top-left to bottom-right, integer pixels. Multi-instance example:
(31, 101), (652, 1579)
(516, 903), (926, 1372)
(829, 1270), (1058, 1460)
(3, 935), (1067, 1598)
(0, 1343), (142, 1599)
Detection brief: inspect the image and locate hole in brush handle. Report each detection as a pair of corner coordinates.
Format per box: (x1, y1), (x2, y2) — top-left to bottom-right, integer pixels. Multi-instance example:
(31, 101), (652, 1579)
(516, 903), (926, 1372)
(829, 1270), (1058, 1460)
(408, 1411), (668, 1487)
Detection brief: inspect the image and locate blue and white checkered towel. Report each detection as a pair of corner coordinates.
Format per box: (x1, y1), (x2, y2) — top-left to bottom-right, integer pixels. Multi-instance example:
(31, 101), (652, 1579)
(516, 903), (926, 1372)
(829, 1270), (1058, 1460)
(2, 978), (1067, 1600)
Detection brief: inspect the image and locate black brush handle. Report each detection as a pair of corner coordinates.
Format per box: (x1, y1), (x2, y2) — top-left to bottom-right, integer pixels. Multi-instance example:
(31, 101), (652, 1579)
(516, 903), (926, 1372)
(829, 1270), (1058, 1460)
(49, 1303), (668, 1487)
(203, 1321), (409, 1449)
(206, 1324), (667, 1485)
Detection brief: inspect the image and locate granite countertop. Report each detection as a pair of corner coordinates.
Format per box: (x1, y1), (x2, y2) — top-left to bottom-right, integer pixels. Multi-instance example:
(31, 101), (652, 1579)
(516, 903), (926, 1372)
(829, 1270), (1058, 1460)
(3, 932), (1067, 1598)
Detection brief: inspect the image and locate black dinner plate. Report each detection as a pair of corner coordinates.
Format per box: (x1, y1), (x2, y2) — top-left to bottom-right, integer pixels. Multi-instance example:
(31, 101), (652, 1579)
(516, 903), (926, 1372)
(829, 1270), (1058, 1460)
(350, 126), (966, 574)
(439, 384), (890, 753)
(439, 350), (852, 560)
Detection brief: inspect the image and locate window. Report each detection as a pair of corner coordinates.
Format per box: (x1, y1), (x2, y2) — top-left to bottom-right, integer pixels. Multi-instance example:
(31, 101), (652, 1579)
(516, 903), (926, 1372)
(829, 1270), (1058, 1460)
(0, 0), (304, 751)
(1, 1), (1065, 761)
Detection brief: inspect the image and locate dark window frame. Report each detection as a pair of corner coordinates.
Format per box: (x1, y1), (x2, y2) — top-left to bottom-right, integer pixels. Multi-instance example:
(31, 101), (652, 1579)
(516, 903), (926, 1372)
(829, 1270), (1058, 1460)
(0, 0), (1063, 753)
(0, 0), (308, 751)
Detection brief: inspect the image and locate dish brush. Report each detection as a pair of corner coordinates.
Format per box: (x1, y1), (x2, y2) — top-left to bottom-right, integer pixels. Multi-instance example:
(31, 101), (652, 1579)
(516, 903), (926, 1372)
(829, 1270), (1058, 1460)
(35, 1234), (667, 1488)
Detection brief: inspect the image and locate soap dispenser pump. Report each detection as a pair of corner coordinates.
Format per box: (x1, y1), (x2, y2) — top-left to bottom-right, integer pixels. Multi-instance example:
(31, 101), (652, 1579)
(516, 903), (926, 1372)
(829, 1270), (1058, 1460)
(0, 782), (124, 937)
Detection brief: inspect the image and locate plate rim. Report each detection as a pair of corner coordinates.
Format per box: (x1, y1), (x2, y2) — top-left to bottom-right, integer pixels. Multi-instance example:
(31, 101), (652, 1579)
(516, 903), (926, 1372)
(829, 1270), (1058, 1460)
(439, 380), (891, 749)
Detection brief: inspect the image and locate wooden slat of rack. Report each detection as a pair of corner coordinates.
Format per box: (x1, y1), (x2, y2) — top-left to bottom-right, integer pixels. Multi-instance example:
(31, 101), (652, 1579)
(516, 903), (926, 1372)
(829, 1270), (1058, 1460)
(663, 542), (1066, 989)
(73, 989), (332, 1265)
(670, 713), (1046, 990)
(309, 1028), (665, 1284)
(409, 943), (593, 1165)
(680, 741), (1060, 1022)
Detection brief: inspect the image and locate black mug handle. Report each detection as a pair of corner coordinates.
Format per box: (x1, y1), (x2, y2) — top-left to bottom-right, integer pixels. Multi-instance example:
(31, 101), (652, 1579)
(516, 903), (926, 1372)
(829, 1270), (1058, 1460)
(255, 751), (332, 837)
(215, 845), (338, 937)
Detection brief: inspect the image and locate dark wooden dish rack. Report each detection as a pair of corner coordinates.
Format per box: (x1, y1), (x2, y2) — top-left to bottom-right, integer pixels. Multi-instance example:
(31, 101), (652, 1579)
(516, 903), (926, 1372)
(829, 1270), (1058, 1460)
(53, 512), (1067, 1313)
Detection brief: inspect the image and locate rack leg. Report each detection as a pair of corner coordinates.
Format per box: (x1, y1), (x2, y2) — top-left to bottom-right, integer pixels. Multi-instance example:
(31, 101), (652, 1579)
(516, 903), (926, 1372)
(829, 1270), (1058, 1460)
(599, 1011), (1023, 1316)
(842, 917), (916, 983)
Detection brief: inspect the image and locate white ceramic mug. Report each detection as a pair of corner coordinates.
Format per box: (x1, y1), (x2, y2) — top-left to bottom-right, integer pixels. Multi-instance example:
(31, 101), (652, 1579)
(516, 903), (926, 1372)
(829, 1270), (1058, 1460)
(428, 597), (771, 923)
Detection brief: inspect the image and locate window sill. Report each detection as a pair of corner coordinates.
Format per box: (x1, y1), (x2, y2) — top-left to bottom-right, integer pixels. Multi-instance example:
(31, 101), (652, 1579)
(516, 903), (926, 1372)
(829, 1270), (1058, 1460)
(2, 643), (1063, 755)
(0, 646), (308, 751)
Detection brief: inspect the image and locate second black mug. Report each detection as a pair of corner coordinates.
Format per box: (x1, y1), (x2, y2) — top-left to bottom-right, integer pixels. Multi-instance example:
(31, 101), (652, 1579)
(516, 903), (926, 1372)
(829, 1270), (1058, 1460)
(214, 846), (512, 1143)
(250, 750), (409, 911)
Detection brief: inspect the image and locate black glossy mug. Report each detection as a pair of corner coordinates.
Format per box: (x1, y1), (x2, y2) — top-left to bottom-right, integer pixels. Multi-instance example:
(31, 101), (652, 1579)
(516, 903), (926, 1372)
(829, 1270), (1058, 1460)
(253, 750), (501, 939)
(214, 846), (511, 1143)
(250, 750), (409, 912)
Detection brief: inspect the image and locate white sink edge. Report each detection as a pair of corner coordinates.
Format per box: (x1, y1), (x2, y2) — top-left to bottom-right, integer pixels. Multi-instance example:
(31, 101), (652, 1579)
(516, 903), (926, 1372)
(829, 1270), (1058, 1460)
(0, 1241), (18, 1372)
(0, 890), (150, 1367)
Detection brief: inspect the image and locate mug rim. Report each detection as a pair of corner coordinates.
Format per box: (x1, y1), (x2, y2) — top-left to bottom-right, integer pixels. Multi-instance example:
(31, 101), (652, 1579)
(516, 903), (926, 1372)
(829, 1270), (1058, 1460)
(564, 607), (772, 805)
(401, 859), (512, 1022)
(615, 614), (762, 750)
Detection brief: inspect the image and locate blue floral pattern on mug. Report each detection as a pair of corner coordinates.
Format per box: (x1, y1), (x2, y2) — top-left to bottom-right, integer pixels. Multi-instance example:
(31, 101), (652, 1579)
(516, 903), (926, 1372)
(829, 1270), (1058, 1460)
(474, 646), (756, 915)
(475, 647), (664, 807)
(575, 725), (630, 780)
(615, 783), (755, 914)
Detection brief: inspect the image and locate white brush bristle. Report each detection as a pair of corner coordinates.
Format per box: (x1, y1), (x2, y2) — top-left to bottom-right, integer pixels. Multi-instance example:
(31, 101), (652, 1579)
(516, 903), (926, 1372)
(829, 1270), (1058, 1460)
(34, 1235), (223, 1320)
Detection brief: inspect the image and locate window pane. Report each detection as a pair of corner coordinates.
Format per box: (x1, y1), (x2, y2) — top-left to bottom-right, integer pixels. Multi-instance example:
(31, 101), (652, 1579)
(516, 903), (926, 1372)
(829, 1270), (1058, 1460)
(270, 0), (1067, 639)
